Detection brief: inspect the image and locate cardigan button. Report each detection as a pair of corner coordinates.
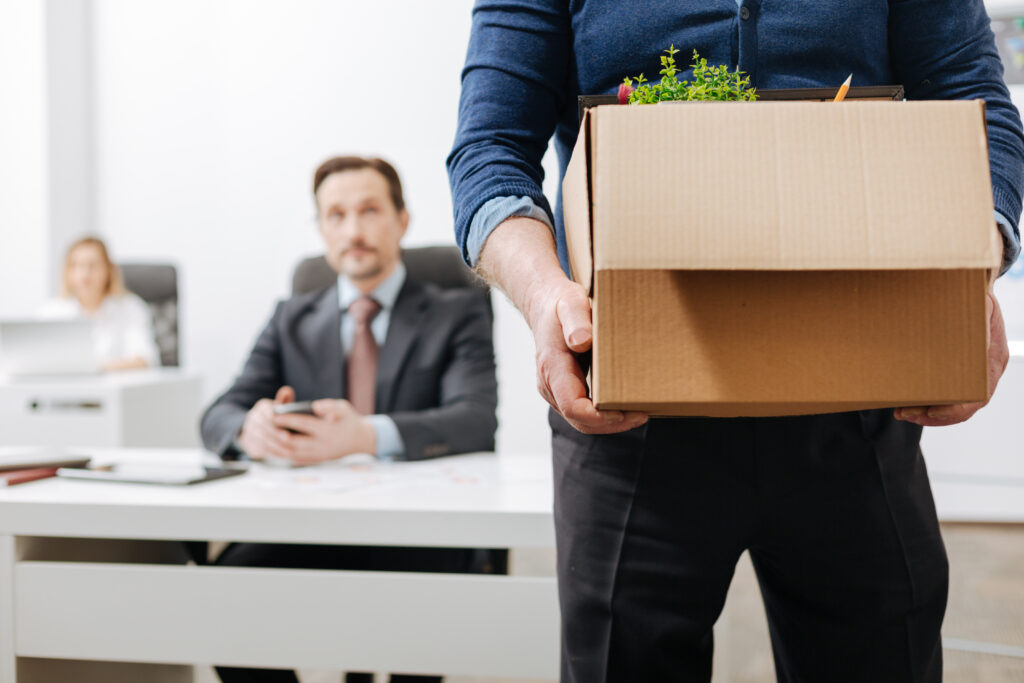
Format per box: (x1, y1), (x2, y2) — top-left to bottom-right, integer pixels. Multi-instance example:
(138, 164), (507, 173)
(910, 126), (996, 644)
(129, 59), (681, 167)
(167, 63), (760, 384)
(740, 6), (751, 20)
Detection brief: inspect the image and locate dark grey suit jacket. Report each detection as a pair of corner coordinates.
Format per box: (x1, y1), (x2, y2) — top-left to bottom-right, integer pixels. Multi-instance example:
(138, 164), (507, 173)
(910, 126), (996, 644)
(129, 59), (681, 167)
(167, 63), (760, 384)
(200, 277), (498, 461)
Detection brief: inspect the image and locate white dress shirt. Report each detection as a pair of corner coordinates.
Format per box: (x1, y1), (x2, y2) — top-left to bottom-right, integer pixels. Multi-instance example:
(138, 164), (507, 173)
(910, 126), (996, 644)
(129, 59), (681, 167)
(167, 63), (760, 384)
(37, 293), (160, 367)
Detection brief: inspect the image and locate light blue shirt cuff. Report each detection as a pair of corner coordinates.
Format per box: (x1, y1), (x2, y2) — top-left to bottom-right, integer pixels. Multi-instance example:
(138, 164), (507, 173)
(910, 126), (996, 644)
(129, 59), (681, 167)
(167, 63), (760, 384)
(367, 415), (405, 461)
(466, 195), (555, 267)
(995, 210), (1021, 277)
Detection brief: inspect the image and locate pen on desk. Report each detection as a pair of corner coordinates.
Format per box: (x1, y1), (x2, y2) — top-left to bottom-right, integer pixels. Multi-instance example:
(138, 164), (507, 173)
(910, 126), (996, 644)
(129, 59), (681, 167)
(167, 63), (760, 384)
(0, 467), (60, 487)
(833, 74), (852, 102)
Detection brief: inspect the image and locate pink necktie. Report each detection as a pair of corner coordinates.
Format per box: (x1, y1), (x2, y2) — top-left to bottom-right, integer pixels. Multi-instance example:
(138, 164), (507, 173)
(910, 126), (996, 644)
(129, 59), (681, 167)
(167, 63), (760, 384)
(347, 295), (382, 414)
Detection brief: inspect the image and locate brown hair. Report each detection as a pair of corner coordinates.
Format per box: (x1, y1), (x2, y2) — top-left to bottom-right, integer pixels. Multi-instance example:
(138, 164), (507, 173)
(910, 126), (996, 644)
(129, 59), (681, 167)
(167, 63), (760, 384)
(60, 236), (126, 299)
(312, 156), (405, 212)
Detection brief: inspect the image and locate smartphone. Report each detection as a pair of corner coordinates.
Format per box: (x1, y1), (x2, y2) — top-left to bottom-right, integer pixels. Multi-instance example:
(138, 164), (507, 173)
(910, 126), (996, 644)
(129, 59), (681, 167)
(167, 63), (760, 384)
(272, 401), (317, 435)
(272, 401), (315, 416)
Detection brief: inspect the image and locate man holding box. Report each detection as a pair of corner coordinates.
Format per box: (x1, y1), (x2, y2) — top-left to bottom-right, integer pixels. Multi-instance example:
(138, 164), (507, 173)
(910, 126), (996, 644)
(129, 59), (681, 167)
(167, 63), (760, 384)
(448, 2), (1022, 682)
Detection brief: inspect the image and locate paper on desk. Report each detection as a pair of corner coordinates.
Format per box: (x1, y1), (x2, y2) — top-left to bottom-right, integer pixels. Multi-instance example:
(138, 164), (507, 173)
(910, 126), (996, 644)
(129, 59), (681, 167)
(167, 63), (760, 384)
(249, 454), (481, 491)
(248, 454), (505, 493)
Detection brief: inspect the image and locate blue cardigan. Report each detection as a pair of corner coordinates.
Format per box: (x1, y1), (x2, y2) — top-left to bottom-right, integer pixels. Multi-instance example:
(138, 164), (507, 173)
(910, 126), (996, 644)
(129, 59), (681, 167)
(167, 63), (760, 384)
(447, 0), (1024, 274)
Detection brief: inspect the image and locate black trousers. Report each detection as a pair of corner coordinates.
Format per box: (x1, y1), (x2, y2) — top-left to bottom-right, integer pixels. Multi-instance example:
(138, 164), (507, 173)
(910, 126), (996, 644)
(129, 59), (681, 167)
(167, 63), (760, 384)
(212, 544), (478, 683)
(551, 408), (948, 683)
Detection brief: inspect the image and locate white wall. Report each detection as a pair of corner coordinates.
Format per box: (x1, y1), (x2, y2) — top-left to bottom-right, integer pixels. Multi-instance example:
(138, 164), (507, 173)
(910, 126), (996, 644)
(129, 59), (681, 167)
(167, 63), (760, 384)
(0, 0), (97, 317)
(91, 0), (553, 454)
(0, 0), (50, 317)
(46, 0), (97, 281)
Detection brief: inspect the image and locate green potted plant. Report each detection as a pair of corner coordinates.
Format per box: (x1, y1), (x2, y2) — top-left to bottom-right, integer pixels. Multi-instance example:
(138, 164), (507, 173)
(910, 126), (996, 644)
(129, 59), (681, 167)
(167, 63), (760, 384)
(618, 47), (758, 104)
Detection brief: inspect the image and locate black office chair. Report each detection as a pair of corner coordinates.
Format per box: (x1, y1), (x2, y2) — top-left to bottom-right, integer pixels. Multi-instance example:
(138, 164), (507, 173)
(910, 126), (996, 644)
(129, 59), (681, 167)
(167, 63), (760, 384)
(120, 263), (179, 367)
(294, 247), (507, 579)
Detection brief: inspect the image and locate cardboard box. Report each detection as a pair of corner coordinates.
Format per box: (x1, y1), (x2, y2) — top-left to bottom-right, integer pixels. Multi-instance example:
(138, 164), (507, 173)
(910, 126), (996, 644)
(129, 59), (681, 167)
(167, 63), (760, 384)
(562, 99), (1002, 417)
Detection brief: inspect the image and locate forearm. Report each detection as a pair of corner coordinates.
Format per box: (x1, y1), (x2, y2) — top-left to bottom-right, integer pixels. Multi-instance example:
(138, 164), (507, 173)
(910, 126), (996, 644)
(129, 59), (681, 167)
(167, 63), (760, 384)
(390, 402), (498, 461)
(477, 216), (573, 327)
(200, 402), (248, 457)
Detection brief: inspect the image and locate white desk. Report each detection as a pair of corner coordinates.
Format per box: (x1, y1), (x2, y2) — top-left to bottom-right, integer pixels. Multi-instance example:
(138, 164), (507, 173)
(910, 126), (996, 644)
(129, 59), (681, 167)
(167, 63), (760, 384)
(0, 369), (202, 448)
(922, 344), (1024, 522)
(0, 449), (558, 682)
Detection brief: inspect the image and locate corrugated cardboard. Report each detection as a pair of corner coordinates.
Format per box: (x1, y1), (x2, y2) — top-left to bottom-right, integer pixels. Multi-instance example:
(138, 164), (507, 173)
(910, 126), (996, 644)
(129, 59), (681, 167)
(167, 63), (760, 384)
(563, 100), (1000, 417)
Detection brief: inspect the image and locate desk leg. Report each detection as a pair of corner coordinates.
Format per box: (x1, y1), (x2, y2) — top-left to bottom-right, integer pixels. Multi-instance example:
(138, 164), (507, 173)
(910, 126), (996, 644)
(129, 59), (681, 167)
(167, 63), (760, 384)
(0, 534), (14, 682)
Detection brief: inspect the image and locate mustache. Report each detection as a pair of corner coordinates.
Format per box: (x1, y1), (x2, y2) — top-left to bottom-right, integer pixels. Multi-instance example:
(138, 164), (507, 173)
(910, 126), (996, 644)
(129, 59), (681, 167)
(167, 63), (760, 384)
(340, 243), (378, 257)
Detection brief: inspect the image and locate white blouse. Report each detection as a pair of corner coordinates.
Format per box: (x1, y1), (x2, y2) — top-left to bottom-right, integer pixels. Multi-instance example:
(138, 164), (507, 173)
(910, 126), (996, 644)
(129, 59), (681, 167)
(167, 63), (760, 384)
(37, 294), (161, 367)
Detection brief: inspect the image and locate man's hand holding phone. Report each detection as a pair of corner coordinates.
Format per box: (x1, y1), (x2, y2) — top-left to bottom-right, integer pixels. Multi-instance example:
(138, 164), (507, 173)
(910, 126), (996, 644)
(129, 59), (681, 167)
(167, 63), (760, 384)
(271, 398), (376, 465)
(238, 386), (377, 465)
(237, 386), (300, 461)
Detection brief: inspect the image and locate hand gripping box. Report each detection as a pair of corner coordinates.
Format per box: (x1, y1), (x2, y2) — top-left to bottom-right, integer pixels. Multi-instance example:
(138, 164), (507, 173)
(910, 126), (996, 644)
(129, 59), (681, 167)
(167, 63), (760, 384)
(562, 99), (1002, 417)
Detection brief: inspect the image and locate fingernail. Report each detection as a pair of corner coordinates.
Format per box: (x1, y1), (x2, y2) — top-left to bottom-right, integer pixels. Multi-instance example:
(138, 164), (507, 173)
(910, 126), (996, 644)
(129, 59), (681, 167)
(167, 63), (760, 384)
(604, 413), (625, 424)
(568, 331), (590, 347)
(901, 407), (925, 418)
(926, 408), (949, 419)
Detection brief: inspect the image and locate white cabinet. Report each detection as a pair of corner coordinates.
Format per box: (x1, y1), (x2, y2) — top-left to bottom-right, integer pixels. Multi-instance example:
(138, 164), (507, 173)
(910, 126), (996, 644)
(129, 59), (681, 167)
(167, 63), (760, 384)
(0, 369), (202, 448)
(921, 348), (1024, 521)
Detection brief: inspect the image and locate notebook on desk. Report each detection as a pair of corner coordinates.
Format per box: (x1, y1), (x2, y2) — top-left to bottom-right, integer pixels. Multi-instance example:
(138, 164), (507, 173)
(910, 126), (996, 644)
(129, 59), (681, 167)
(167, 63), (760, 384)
(56, 463), (246, 486)
(0, 319), (100, 377)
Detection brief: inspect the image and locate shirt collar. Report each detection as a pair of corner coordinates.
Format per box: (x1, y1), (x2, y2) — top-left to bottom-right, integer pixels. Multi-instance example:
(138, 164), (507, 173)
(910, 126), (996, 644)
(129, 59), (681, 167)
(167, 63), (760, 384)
(337, 261), (406, 312)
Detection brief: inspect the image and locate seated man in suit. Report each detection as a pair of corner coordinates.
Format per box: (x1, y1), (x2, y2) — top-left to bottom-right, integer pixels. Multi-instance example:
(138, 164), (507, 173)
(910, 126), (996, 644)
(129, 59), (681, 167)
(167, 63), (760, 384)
(200, 156), (498, 683)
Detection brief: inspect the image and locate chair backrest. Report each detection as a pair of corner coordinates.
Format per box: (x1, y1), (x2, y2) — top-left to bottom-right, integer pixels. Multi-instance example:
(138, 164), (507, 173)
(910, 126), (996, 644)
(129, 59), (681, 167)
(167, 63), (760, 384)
(292, 246), (490, 315)
(120, 263), (179, 367)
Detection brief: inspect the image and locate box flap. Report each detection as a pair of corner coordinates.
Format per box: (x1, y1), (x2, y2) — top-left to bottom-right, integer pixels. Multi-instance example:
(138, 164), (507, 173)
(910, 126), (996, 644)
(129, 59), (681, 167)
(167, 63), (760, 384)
(562, 109), (594, 292)
(591, 101), (999, 271)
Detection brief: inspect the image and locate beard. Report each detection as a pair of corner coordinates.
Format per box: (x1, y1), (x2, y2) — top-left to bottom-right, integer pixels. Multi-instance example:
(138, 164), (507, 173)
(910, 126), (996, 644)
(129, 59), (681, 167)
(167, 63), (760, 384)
(339, 245), (383, 281)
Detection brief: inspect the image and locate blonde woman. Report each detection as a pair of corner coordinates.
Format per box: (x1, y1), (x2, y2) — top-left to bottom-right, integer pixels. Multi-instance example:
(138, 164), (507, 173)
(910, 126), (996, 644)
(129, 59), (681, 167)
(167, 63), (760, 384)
(38, 236), (160, 371)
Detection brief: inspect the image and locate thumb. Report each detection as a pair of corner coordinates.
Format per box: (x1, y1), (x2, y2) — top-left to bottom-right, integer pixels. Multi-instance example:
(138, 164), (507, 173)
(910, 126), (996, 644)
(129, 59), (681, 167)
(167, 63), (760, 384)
(556, 287), (593, 352)
(274, 385), (296, 404)
(311, 399), (347, 421)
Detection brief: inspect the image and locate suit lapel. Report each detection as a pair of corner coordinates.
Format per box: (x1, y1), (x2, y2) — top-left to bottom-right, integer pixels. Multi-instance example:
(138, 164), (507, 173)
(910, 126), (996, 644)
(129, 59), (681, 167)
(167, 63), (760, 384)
(298, 286), (344, 399)
(376, 278), (429, 412)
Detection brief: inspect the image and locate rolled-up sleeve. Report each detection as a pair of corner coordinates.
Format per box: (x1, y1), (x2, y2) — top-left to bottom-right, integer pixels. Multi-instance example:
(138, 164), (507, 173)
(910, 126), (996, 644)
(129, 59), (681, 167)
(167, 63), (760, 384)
(466, 195), (556, 267)
(995, 210), (1022, 274)
(447, 0), (571, 265)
